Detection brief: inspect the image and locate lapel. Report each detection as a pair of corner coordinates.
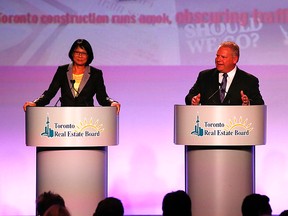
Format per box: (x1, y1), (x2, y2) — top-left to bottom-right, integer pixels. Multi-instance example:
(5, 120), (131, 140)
(212, 69), (220, 87)
(206, 69), (222, 104)
(78, 66), (90, 94)
(66, 64), (75, 97)
(66, 64), (90, 97)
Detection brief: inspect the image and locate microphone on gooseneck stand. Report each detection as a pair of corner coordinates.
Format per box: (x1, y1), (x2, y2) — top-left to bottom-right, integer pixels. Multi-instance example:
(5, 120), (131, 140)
(207, 83), (222, 101)
(54, 97), (61, 107)
(70, 79), (80, 97)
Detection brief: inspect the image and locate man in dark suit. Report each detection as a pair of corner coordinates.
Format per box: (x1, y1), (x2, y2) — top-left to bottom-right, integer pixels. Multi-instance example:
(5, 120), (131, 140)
(185, 41), (264, 106)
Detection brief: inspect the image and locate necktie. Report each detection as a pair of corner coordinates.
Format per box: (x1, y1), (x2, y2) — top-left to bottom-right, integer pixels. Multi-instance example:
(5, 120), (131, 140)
(220, 73), (228, 103)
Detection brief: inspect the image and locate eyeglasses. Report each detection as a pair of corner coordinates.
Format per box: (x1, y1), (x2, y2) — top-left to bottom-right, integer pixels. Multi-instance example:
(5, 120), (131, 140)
(73, 51), (88, 57)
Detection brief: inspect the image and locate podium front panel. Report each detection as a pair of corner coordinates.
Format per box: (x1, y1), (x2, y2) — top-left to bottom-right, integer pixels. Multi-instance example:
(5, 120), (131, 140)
(26, 107), (118, 147)
(174, 105), (266, 146)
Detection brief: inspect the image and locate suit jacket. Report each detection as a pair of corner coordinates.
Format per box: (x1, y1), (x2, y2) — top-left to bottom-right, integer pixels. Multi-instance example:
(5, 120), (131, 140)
(34, 64), (113, 107)
(185, 67), (264, 105)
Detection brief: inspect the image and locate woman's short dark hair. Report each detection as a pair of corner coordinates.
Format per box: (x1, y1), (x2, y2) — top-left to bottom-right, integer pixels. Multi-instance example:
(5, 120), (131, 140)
(68, 39), (94, 65)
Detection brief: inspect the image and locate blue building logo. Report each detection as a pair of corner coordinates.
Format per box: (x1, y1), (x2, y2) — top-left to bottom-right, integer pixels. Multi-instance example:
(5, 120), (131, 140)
(41, 116), (54, 138)
(191, 115), (204, 136)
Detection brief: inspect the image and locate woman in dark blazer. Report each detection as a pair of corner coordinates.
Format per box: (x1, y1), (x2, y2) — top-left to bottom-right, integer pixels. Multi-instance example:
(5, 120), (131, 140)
(23, 39), (120, 113)
(185, 41), (264, 106)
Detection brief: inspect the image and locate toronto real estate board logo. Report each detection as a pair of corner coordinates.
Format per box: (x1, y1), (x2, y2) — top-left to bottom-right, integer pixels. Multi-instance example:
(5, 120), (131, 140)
(191, 115), (253, 137)
(41, 115), (104, 138)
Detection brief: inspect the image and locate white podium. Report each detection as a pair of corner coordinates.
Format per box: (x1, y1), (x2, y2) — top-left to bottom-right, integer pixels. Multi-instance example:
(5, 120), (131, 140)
(174, 105), (266, 216)
(26, 107), (118, 216)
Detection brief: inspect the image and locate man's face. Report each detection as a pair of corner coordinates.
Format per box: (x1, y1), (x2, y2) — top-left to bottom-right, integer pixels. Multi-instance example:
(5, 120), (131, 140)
(215, 47), (238, 73)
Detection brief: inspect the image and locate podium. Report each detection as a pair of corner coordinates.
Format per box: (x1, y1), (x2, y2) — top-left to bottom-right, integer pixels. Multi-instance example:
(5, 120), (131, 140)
(174, 105), (266, 216)
(25, 107), (118, 216)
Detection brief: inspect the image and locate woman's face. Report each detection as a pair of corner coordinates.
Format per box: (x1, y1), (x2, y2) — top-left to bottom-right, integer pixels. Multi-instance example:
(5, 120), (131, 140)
(72, 46), (88, 66)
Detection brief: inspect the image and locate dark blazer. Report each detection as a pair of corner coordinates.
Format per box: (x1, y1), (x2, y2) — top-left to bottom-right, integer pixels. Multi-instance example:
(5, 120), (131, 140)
(34, 64), (113, 107)
(185, 67), (264, 105)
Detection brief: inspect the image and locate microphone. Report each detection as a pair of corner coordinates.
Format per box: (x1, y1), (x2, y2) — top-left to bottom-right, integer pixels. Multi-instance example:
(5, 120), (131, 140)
(207, 83), (222, 101)
(54, 97), (61, 107)
(70, 80), (80, 96)
(70, 79), (90, 106)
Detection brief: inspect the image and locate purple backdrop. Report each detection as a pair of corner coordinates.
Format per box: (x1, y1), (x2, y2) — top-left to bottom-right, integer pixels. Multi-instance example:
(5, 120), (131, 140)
(1, 0), (288, 215)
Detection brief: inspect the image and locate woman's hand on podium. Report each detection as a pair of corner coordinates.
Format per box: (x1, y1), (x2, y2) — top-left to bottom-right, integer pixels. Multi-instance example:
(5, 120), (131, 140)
(111, 102), (120, 114)
(23, 101), (36, 112)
